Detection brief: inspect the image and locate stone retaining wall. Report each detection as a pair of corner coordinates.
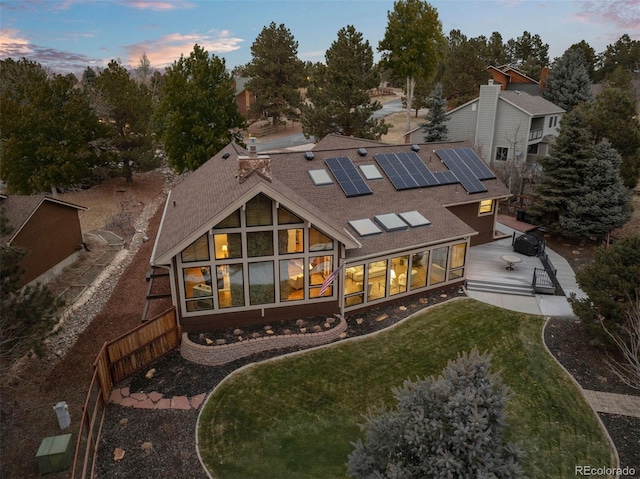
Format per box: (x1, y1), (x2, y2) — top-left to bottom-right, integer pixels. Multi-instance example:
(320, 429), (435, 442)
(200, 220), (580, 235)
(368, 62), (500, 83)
(180, 316), (347, 366)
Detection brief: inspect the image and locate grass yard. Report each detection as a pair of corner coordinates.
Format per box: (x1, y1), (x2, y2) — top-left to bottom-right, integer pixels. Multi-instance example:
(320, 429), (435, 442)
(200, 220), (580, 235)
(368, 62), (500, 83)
(198, 299), (615, 479)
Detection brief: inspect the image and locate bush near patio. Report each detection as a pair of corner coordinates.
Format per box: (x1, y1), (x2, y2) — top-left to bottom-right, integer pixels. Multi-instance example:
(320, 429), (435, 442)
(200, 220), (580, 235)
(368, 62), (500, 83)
(198, 299), (615, 479)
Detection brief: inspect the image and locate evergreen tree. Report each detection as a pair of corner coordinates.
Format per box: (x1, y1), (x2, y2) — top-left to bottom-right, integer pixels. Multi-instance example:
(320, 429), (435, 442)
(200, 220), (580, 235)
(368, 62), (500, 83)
(543, 48), (593, 112)
(595, 34), (640, 82)
(348, 348), (525, 479)
(439, 30), (490, 107)
(246, 22), (305, 125)
(507, 31), (549, 80)
(93, 59), (154, 181)
(566, 40), (597, 80)
(301, 25), (388, 141)
(528, 108), (594, 236)
(378, 0), (445, 132)
(154, 44), (245, 173)
(0, 58), (108, 194)
(569, 235), (640, 338)
(583, 72), (640, 188)
(421, 83), (449, 142)
(560, 143), (632, 239)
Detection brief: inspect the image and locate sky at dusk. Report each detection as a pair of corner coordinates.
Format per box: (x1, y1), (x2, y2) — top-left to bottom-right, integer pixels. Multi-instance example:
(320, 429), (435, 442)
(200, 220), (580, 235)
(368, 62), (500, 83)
(1, 0), (638, 76)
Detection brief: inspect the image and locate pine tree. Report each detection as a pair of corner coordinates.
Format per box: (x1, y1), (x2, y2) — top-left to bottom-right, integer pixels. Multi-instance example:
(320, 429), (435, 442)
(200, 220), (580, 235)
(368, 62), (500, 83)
(560, 143), (632, 239)
(543, 48), (593, 112)
(301, 25), (388, 141)
(528, 108), (594, 236)
(347, 348), (526, 479)
(246, 22), (305, 125)
(421, 83), (448, 142)
(154, 44), (245, 173)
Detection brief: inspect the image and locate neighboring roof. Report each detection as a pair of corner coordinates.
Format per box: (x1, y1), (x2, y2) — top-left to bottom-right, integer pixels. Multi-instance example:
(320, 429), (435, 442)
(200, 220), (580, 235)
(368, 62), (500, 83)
(234, 77), (250, 95)
(152, 136), (510, 266)
(499, 90), (565, 116)
(0, 195), (87, 244)
(489, 65), (540, 85)
(504, 83), (541, 96)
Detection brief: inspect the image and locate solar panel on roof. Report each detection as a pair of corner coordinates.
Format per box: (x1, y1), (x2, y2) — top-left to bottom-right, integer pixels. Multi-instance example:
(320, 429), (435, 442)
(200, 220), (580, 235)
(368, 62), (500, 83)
(374, 213), (408, 232)
(401, 151), (439, 187)
(457, 147), (496, 180)
(433, 170), (458, 185)
(325, 157), (372, 198)
(374, 153), (419, 190)
(440, 156), (488, 194)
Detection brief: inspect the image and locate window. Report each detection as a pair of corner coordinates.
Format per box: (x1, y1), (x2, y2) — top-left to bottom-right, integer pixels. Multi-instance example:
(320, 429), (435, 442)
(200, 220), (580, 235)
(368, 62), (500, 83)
(479, 199), (494, 215)
(183, 266), (213, 312)
(527, 143), (539, 155)
(495, 147), (508, 162)
(247, 231), (273, 257)
(181, 234), (209, 262)
(309, 227), (333, 251)
(246, 193), (273, 226)
(410, 252), (428, 290)
(248, 261), (275, 305)
(553, 116), (558, 127)
(549, 116), (553, 128)
(310, 255), (333, 298)
(450, 243), (466, 280)
(278, 228), (303, 254)
(367, 260), (387, 301)
(279, 259), (304, 302)
(218, 264), (244, 308)
(430, 246), (448, 285)
(278, 207), (303, 224)
(213, 209), (241, 229)
(389, 256), (409, 296)
(214, 233), (241, 259)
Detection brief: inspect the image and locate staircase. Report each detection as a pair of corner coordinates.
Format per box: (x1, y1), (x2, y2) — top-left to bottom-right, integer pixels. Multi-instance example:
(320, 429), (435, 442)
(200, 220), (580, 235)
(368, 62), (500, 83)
(465, 279), (534, 296)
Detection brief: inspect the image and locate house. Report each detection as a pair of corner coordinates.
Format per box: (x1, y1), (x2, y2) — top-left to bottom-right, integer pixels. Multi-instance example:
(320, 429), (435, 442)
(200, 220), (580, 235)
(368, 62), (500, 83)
(408, 80), (565, 167)
(488, 65), (543, 96)
(151, 135), (510, 332)
(0, 195), (87, 287)
(233, 77), (255, 119)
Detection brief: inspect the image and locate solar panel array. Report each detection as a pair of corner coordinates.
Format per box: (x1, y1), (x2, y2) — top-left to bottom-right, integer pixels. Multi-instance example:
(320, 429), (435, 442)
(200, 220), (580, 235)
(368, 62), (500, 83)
(325, 157), (372, 198)
(435, 148), (496, 180)
(321, 148), (495, 197)
(374, 152), (439, 190)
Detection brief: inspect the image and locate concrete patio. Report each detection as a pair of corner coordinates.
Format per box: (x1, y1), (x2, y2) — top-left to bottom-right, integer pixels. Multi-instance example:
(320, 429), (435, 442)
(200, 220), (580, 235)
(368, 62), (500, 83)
(465, 222), (586, 317)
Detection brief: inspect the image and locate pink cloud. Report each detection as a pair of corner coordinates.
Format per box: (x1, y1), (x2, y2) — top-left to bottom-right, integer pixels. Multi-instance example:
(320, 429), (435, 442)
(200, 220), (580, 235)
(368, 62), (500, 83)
(119, 0), (196, 11)
(0, 29), (32, 57)
(575, 0), (640, 33)
(121, 30), (244, 68)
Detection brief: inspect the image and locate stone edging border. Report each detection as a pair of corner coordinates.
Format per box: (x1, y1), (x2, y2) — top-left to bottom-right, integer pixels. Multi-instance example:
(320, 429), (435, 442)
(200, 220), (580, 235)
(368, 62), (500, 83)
(180, 315), (348, 366)
(540, 317), (620, 471)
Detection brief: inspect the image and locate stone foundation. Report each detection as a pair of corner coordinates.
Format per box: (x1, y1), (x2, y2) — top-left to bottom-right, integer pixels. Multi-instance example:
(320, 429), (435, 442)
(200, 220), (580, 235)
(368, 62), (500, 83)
(180, 316), (347, 366)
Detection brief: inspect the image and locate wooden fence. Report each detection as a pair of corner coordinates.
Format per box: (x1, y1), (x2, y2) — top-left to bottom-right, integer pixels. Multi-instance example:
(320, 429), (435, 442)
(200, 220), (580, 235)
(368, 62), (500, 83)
(71, 307), (180, 478)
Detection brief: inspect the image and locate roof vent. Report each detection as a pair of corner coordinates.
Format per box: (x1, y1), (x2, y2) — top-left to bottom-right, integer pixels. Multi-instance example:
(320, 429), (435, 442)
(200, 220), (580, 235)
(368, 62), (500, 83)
(222, 152), (230, 160)
(411, 144), (420, 152)
(304, 151), (315, 161)
(357, 148), (367, 157)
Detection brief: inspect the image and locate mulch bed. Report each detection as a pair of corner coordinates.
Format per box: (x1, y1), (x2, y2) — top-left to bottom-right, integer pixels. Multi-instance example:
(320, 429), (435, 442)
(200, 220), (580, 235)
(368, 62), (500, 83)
(99, 281), (640, 478)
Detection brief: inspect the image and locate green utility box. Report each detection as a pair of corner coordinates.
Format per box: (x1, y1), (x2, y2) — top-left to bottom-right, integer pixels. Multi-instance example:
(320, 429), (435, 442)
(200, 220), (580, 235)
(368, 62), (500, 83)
(35, 433), (73, 475)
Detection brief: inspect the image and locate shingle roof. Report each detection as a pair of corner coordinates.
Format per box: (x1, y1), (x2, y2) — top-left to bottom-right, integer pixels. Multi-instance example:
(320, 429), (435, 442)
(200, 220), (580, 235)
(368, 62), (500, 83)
(500, 90), (565, 116)
(0, 195), (86, 244)
(151, 137), (510, 265)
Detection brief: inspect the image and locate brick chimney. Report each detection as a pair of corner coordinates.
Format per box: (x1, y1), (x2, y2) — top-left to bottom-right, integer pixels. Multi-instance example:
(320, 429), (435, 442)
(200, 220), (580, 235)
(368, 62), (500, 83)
(238, 137), (271, 183)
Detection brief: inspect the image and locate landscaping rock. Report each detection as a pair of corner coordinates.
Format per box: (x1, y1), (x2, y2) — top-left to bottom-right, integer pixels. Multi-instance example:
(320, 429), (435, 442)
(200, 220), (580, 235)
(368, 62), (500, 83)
(145, 368), (156, 379)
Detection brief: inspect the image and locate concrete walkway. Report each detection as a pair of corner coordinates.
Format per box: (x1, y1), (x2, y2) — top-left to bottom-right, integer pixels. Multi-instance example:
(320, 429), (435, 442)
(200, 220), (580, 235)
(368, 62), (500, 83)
(583, 390), (640, 418)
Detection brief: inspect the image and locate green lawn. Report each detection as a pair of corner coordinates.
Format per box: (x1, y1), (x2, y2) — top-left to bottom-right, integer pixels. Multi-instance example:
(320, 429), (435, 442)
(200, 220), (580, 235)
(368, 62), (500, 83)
(198, 299), (615, 479)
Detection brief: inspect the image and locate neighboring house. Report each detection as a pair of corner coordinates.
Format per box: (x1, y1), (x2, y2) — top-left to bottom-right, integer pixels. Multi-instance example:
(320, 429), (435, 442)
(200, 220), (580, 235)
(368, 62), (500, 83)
(151, 135), (510, 331)
(233, 77), (256, 118)
(409, 80), (565, 167)
(488, 64), (543, 96)
(0, 195), (87, 287)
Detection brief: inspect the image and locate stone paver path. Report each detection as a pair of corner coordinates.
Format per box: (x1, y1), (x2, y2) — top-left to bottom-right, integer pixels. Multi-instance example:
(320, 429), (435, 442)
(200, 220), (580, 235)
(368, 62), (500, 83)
(583, 389), (640, 418)
(109, 387), (206, 410)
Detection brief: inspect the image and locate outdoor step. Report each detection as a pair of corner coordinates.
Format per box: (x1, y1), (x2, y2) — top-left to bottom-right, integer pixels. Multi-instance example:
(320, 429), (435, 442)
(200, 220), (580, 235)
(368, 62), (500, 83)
(465, 279), (534, 297)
